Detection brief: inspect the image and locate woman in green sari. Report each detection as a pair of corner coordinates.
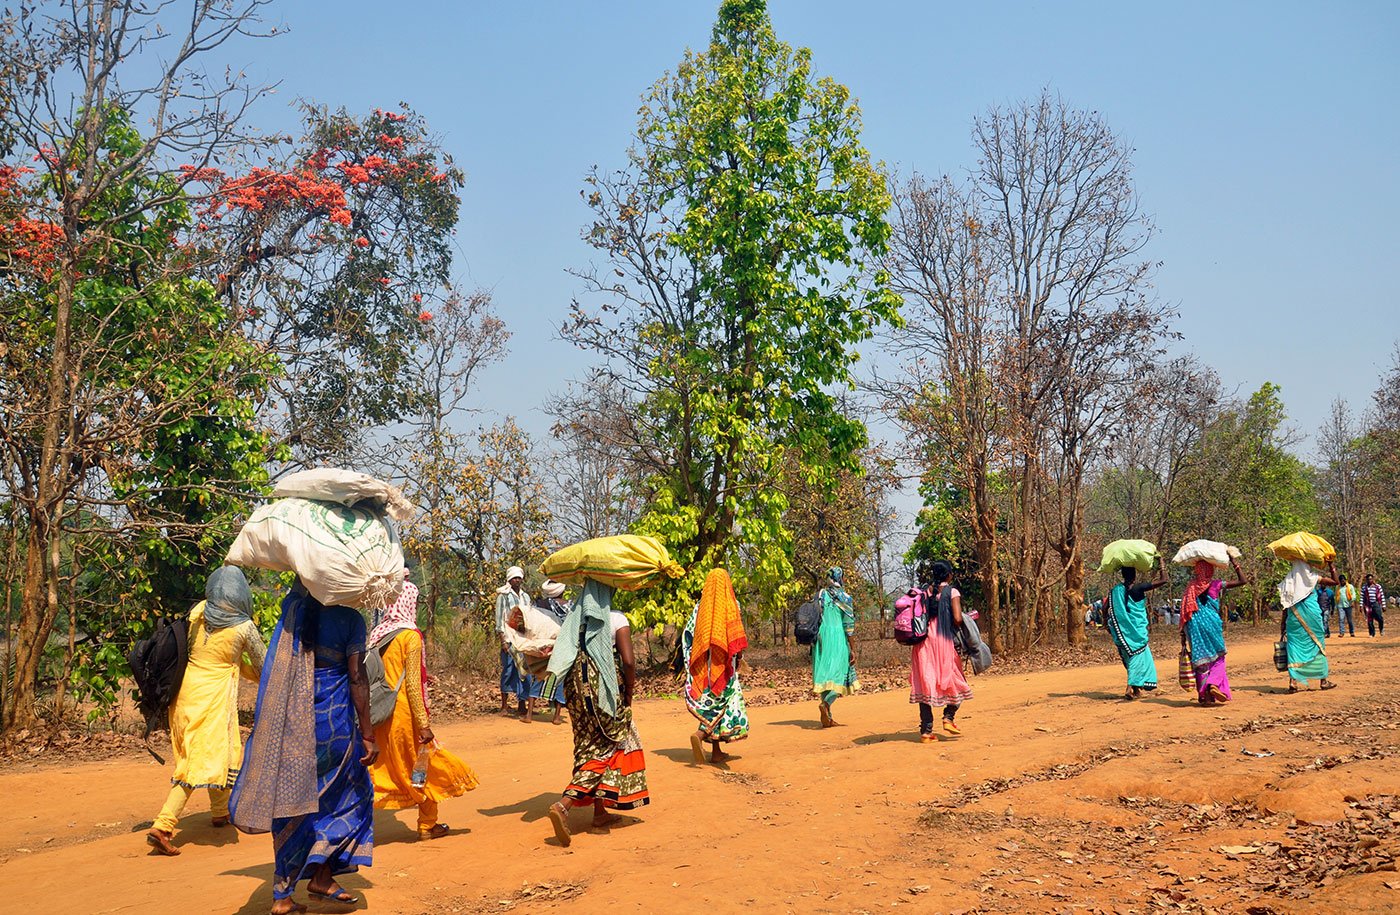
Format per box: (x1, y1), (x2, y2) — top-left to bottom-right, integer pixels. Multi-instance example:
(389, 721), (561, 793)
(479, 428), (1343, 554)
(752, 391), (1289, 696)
(812, 567), (859, 727)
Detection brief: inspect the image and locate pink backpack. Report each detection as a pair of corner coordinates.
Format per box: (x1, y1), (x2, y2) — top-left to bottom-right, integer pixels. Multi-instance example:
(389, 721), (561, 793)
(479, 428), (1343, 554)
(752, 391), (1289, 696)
(893, 588), (929, 645)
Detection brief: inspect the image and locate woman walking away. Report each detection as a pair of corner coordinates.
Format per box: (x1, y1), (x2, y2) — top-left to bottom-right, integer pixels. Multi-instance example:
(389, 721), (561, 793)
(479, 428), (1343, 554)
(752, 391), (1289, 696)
(231, 582), (377, 914)
(544, 580), (649, 848)
(682, 568), (749, 764)
(147, 567), (266, 856)
(812, 567), (860, 727)
(1107, 560), (1167, 700)
(1278, 559), (1339, 692)
(1180, 557), (1248, 706)
(910, 562), (974, 741)
(369, 583), (479, 840)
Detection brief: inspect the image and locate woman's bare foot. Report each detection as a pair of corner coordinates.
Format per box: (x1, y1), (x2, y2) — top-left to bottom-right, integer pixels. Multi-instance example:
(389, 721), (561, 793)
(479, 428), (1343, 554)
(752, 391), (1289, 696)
(268, 900), (306, 915)
(547, 801), (572, 847)
(709, 745), (730, 764)
(819, 701), (835, 728)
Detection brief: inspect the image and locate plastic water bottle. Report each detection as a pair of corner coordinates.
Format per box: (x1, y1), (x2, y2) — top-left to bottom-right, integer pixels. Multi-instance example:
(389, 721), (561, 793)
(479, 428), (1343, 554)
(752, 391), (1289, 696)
(411, 744), (433, 788)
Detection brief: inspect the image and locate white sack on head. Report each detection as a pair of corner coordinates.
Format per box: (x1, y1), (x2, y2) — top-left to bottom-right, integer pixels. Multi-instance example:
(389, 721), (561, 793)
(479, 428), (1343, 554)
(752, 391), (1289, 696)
(225, 497), (406, 609)
(272, 468), (415, 523)
(1172, 539), (1241, 568)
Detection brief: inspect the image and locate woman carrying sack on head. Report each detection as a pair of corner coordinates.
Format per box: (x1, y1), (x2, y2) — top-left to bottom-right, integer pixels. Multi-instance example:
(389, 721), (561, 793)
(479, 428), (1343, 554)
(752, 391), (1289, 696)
(1278, 559), (1340, 692)
(1107, 559), (1167, 700)
(543, 580), (649, 847)
(1179, 557), (1248, 706)
(368, 582), (479, 840)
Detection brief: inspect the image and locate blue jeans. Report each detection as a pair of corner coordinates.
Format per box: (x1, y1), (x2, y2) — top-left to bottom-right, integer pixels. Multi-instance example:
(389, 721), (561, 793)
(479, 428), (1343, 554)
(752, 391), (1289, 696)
(1337, 606), (1354, 636)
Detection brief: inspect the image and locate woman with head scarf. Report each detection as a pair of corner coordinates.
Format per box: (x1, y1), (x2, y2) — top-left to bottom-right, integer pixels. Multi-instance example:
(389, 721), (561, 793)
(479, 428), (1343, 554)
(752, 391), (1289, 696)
(910, 561), (973, 740)
(1278, 559), (1340, 692)
(543, 580), (649, 847)
(1107, 560), (1167, 700)
(146, 567), (267, 856)
(812, 567), (860, 727)
(1180, 556), (1248, 706)
(368, 582), (479, 840)
(682, 568), (749, 764)
(230, 581), (378, 913)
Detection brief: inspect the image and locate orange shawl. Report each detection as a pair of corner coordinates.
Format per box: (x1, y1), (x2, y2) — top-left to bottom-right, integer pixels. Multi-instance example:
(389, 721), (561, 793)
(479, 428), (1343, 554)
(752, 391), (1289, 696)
(689, 568), (748, 699)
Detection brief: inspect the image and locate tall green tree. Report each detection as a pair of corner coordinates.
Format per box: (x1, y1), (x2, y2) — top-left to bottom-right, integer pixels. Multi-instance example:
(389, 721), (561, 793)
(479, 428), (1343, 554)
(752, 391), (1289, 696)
(563, 0), (900, 625)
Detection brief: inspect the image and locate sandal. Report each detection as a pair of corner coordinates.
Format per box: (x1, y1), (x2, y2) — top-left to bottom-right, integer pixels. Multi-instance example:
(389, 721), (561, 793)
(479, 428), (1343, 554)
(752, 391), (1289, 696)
(307, 884), (358, 905)
(547, 802), (572, 847)
(211, 815), (230, 828)
(591, 812), (621, 831)
(689, 732), (706, 765)
(146, 828), (180, 856)
(942, 719), (961, 737)
(919, 731), (936, 742)
(418, 823), (450, 840)
(1287, 681), (1300, 693)
(1320, 679), (1337, 690)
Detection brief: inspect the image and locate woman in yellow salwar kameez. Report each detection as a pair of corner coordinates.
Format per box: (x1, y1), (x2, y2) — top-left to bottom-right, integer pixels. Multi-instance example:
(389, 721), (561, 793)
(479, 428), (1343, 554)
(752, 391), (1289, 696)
(147, 567), (265, 856)
(368, 583), (479, 839)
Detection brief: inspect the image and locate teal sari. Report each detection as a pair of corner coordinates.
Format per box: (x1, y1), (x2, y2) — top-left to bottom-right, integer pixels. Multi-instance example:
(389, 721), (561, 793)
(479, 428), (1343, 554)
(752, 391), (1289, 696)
(1285, 591), (1329, 682)
(1108, 583), (1157, 689)
(811, 588), (859, 705)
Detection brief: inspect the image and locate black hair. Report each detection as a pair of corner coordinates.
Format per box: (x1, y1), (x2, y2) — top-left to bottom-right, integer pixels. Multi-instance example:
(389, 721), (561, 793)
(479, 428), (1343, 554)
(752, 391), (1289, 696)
(1120, 567), (1137, 585)
(931, 561), (952, 585)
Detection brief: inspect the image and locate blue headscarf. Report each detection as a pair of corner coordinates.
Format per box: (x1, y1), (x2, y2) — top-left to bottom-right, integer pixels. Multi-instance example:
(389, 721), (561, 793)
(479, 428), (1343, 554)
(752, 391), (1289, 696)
(203, 566), (253, 631)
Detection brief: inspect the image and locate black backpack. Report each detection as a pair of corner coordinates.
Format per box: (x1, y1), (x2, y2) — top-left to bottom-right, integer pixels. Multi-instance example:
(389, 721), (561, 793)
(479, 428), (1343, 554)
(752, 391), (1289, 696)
(127, 616), (190, 733)
(794, 596), (822, 646)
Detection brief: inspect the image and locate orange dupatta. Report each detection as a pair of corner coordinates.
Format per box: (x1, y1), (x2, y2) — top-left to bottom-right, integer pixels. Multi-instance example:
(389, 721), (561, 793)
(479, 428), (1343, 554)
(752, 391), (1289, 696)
(689, 568), (748, 699)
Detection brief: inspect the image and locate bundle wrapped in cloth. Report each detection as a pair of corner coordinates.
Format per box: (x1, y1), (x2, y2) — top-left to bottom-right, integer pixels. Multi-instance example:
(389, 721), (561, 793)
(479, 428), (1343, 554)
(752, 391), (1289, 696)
(1267, 531), (1336, 566)
(226, 476), (410, 609)
(272, 467), (415, 522)
(1097, 539), (1159, 575)
(504, 605), (562, 679)
(1172, 539), (1241, 568)
(539, 534), (684, 591)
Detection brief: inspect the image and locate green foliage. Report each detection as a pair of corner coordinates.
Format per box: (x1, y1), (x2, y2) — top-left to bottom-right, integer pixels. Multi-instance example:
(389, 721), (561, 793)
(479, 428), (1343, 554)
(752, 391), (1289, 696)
(571, 0), (900, 626)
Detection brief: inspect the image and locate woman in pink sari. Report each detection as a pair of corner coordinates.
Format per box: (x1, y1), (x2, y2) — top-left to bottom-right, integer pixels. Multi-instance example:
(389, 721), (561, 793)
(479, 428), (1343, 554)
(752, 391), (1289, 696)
(1179, 556), (1247, 706)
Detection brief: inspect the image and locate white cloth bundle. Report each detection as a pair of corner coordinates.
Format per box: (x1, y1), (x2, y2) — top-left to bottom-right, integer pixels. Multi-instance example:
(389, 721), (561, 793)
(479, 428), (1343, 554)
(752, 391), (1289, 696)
(1172, 539), (1241, 568)
(226, 497), (406, 609)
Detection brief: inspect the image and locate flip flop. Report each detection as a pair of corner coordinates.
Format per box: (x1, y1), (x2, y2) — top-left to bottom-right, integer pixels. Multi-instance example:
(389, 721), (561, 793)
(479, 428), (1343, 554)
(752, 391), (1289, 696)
(689, 732), (706, 764)
(307, 885), (358, 905)
(211, 815), (229, 828)
(1320, 680), (1337, 690)
(547, 803), (572, 847)
(418, 823), (450, 840)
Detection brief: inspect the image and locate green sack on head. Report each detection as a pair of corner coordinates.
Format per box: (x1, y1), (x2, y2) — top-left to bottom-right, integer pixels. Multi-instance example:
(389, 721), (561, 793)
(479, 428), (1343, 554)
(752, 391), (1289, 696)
(1098, 539), (1158, 575)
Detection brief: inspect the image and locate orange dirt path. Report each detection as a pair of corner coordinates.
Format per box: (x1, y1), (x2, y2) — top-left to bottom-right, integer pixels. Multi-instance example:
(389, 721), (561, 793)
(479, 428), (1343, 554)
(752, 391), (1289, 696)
(1, 635), (1396, 914)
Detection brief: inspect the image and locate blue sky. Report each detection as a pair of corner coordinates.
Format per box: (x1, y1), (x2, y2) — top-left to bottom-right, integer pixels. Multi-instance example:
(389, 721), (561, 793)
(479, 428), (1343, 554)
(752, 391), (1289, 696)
(231, 0), (1399, 459)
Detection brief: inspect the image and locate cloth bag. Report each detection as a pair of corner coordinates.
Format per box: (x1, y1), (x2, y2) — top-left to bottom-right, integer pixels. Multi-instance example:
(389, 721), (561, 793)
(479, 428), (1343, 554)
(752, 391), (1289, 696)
(1273, 638), (1289, 672)
(1177, 648), (1194, 690)
(272, 468), (414, 522)
(1172, 539), (1241, 568)
(226, 497), (406, 609)
(1098, 539), (1159, 574)
(540, 535), (684, 591)
(1267, 532), (1336, 566)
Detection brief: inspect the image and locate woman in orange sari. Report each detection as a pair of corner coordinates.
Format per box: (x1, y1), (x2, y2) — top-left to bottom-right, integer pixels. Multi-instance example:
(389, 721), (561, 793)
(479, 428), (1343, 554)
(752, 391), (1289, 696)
(368, 583), (479, 839)
(682, 568), (749, 765)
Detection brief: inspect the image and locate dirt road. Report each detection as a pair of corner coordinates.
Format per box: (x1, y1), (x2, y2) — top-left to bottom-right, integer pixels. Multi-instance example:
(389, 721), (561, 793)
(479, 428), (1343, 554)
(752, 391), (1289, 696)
(1, 635), (1396, 914)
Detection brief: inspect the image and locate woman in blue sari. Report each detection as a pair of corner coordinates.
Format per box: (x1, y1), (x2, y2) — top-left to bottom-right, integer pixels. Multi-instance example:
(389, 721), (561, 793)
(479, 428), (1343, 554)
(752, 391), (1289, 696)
(231, 583), (378, 914)
(1107, 561), (1166, 700)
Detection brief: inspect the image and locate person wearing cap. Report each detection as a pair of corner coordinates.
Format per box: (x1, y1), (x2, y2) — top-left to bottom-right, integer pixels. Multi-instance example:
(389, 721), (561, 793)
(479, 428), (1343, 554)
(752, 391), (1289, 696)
(535, 580), (570, 725)
(495, 566), (532, 717)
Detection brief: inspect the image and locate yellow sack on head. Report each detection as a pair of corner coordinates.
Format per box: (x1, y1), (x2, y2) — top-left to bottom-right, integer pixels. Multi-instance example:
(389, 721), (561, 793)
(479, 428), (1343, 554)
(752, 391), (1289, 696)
(540, 535), (685, 592)
(1267, 531), (1335, 566)
(1098, 539), (1158, 574)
